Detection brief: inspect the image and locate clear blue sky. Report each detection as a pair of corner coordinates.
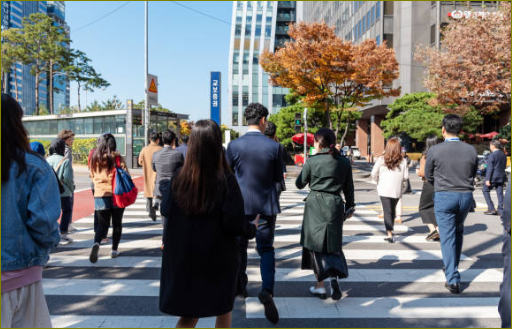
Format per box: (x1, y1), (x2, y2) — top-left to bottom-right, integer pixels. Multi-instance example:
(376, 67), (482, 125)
(66, 1), (233, 123)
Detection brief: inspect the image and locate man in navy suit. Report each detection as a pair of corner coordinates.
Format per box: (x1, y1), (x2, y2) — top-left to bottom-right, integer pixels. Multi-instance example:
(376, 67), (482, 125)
(483, 139), (507, 216)
(226, 103), (283, 324)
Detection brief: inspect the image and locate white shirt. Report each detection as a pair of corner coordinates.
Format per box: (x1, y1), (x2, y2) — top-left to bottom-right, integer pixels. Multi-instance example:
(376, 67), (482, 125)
(247, 127), (263, 134)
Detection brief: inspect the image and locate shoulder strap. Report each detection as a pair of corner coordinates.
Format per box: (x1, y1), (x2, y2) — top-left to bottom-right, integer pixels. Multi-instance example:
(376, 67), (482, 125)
(115, 155), (121, 168)
(55, 158), (66, 173)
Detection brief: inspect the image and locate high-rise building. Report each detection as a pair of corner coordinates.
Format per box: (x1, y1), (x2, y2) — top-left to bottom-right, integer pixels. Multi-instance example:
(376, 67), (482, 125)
(228, 1), (296, 133)
(2, 1), (70, 115)
(302, 1), (506, 157)
(2, 1), (48, 115)
(47, 1), (70, 113)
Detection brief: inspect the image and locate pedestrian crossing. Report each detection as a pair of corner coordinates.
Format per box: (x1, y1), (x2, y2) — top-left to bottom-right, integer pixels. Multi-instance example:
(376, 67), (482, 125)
(45, 178), (502, 328)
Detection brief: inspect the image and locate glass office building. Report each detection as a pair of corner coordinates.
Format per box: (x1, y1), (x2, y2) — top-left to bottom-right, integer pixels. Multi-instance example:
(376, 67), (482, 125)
(228, 1), (296, 133)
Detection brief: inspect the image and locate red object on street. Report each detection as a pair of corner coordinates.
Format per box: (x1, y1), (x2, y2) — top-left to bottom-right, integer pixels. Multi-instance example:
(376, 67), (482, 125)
(292, 133), (315, 146)
(479, 131), (499, 139)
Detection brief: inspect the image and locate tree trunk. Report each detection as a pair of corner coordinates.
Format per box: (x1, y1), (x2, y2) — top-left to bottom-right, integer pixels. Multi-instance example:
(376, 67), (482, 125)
(49, 60), (54, 114)
(35, 72), (40, 115)
(325, 100), (332, 130)
(334, 112), (342, 141)
(340, 116), (350, 147)
(77, 83), (81, 112)
(14, 65), (19, 102)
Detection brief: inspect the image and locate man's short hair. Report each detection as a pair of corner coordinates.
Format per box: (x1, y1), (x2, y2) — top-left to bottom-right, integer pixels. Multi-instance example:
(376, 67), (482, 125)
(181, 135), (189, 144)
(244, 103), (269, 126)
(162, 130), (176, 145)
(58, 129), (75, 140)
(264, 121), (277, 138)
(149, 131), (159, 142)
(442, 114), (463, 135)
(491, 139), (502, 149)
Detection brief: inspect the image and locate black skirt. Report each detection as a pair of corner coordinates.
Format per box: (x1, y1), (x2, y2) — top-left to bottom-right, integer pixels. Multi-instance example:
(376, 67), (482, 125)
(419, 181), (437, 225)
(301, 247), (348, 281)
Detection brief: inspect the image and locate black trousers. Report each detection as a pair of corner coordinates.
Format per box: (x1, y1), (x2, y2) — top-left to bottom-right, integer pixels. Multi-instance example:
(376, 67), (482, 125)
(380, 196), (399, 231)
(94, 208), (125, 250)
(499, 229), (511, 328)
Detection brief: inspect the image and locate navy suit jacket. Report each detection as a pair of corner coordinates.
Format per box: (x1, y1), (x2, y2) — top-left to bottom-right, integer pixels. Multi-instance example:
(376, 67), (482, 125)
(486, 150), (507, 184)
(226, 131), (284, 216)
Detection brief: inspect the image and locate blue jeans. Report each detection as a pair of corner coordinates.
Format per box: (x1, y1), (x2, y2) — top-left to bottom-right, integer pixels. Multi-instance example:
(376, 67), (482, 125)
(434, 192), (473, 285)
(59, 197), (73, 234)
(482, 183), (504, 214)
(238, 215), (276, 295)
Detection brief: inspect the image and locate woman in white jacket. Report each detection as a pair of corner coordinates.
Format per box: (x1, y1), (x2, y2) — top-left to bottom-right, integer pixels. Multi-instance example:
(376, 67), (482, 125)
(371, 138), (409, 243)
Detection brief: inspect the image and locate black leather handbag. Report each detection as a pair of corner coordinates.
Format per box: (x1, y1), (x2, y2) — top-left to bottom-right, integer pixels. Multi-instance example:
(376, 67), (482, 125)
(311, 250), (349, 282)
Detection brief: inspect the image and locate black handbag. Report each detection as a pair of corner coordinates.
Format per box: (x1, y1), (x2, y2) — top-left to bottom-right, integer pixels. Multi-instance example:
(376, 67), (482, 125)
(311, 250), (349, 282)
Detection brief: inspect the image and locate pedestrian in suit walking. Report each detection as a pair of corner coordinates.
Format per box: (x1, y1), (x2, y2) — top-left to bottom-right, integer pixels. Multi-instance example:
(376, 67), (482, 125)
(226, 103), (284, 324)
(138, 132), (162, 221)
(264, 121), (287, 198)
(425, 114), (478, 294)
(483, 139), (507, 216)
(176, 134), (189, 158)
(153, 130), (184, 232)
(159, 120), (256, 328)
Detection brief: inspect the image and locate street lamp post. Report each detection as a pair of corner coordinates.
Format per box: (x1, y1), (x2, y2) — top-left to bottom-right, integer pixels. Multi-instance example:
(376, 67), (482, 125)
(144, 1), (149, 147)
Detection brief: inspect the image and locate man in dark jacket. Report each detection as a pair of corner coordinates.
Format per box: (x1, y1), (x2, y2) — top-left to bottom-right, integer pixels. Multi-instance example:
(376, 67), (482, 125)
(483, 139), (507, 216)
(226, 103), (283, 324)
(153, 130), (184, 230)
(425, 114), (478, 295)
(176, 134), (188, 158)
(499, 178), (511, 328)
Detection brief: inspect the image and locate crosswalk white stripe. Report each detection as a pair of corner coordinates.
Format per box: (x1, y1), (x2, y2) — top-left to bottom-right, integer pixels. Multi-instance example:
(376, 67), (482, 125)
(48, 248), (471, 265)
(42, 268), (502, 296)
(50, 315), (216, 328)
(245, 297), (500, 319)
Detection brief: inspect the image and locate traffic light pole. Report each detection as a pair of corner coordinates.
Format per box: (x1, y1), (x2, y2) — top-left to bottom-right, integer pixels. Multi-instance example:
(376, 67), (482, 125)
(303, 107), (308, 163)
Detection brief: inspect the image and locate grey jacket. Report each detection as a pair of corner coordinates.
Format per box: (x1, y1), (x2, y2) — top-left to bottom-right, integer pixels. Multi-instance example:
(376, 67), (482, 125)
(152, 146), (184, 199)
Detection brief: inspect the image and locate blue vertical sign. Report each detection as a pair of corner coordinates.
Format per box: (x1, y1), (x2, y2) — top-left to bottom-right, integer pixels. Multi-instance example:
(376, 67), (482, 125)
(210, 72), (221, 125)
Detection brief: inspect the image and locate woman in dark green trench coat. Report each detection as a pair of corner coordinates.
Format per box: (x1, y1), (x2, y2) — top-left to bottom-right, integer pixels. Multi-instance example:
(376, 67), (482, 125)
(296, 128), (355, 300)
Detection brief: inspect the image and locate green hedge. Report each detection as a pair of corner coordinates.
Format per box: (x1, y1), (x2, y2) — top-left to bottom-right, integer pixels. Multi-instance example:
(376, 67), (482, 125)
(30, 138), (97, 165)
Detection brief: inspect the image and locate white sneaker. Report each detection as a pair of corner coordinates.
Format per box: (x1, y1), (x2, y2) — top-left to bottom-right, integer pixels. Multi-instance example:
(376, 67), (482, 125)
(111, 250), (120, 258)
(59, 233), (74, 244)
(68, 224), (77, 232)
(309, 286), (327, 299)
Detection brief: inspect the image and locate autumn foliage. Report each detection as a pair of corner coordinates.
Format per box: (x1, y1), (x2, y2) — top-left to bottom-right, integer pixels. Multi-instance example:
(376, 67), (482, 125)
(260, 21), (400, 142)
(415, 2), (511, 114)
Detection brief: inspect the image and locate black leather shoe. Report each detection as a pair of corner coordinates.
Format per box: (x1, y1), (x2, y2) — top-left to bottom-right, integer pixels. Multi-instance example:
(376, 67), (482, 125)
(426, 230), (439, 241)
(484, 210), (498, 215)
(445, 282), (460, 294)
(258, 289), (279, 324)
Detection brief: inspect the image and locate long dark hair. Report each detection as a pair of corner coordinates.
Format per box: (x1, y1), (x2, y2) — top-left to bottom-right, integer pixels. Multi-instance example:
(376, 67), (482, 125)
(383, 137), (403, 170)
(314, 128), (340, 157)
(2, 93), (31, 183)
(172, 119), (230, 215)
(90, 133), (117, 172)
(423, 135), (439, 156)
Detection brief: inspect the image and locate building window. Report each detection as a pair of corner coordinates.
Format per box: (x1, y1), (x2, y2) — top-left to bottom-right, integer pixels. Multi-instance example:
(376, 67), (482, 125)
(383, 33), (393, 48)
(242, 93), (248, 106)
(384, 1), (393, 16)
(371, 6), (375, 25)
(366, 12), (371, 29)
(376, 2), (380, 20)
(362, 15), (366, 32)
(232, 93), (239, 106)
(430, 24), (436, 46)
(376, 35), (380, 46)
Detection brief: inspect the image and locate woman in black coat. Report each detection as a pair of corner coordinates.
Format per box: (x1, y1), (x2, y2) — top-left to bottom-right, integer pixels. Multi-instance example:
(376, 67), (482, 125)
(159, 120), (256, 328)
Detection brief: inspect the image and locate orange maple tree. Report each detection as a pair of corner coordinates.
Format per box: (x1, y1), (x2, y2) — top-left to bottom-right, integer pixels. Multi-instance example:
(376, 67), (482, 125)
(180, 120), (194, 136)
(415, 2), (511, 115)
(260, 21), (400, 142)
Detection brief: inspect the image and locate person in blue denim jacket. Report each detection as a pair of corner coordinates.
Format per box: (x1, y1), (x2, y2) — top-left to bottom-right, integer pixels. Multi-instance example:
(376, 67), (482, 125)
(1, 93), (61, 328)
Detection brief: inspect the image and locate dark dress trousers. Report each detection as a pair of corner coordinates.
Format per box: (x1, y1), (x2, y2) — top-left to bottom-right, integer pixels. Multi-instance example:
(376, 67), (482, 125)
(159, 172), (256, 318)
(483, 150), (507, 213)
